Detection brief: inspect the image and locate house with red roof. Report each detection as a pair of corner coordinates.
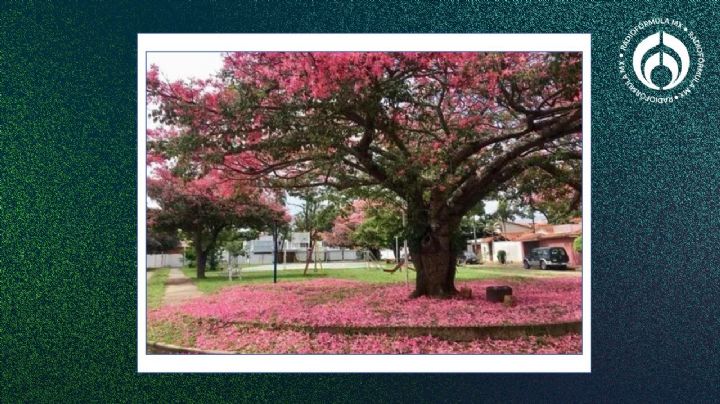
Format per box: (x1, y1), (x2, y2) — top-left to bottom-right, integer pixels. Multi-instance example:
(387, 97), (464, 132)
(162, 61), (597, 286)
(513, 223), (582, 267)
(467, 220), (582, 267)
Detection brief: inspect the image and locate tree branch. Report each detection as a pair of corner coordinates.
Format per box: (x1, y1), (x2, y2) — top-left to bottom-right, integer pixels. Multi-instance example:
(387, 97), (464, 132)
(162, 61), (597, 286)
(446, 109), (581, 216)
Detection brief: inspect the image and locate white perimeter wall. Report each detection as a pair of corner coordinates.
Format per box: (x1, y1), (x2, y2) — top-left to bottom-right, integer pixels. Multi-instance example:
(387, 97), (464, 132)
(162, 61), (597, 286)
(146, 254), (184, 268)
(247, 254), (275, 265)
(492, 241), (524, 263)
(295, 249), (362, 262)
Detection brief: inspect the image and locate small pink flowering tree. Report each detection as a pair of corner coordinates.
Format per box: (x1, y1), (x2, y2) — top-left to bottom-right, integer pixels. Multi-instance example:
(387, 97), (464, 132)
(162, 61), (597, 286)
(147, 163), (288, 279)
(322, 200), (365, 248)
(324, 199), (404, 257)
(148, 52), (581, 297)
(323, 199), (400, 257)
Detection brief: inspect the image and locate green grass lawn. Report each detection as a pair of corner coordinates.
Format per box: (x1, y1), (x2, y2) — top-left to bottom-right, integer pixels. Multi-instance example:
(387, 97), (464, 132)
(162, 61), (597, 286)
(147, 268), (170, 309)
(181, 264), (579, 295)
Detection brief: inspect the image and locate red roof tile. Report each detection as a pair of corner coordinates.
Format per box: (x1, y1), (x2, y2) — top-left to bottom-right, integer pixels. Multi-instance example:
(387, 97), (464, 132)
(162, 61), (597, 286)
(514, 231), (581, 242)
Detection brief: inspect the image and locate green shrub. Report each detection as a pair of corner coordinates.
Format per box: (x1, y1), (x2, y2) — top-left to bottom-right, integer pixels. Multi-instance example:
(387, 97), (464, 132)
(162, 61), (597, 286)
(184, 248), (196, 268)
(208, 248), (224, 271)
(573, 235), (582, 253)
(497, 250), (507, 264)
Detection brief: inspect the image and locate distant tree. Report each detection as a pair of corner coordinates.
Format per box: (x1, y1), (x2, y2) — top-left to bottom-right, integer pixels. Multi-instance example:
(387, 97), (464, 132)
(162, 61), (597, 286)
(494, 198), (521, 235)
(146, 228), (180, 254)
(207, 248), (224, 271)
(322, 199), (366, 248)
(350, 200), (404, 255)
(219, 228), (259, 267)
(224, 239), (247, 260)
(323, 198), (404, 258)
(459, 201), (492, 251)
(148, 165), (288, 279)
(183, 245), (196, 267)
(291, 189), (339, 274)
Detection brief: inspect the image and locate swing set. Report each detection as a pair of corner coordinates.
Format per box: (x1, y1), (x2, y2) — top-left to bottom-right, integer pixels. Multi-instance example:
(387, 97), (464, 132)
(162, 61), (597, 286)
(385, 229), (413, 274)
(303, 243), (325, 275)
(382, 256), (415, 273)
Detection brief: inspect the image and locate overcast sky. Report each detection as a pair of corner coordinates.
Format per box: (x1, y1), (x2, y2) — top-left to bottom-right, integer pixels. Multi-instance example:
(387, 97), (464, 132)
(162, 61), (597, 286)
(145, 52), (529, 221)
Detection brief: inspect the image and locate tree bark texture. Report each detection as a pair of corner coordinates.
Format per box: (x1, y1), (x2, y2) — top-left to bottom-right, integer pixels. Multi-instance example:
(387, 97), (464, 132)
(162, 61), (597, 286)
(196, 246), (208, 279)
(408, 205), (460, 298)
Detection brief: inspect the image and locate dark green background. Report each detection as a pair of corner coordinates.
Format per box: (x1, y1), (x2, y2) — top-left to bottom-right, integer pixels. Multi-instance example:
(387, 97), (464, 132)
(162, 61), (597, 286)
(1, 1), (718, 401)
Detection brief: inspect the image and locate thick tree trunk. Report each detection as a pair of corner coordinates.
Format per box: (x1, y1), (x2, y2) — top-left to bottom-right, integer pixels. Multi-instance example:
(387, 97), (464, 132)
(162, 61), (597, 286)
(196, 247), (208, 279)
(409, 219), (459, 298)
(193, 227), (221, 279)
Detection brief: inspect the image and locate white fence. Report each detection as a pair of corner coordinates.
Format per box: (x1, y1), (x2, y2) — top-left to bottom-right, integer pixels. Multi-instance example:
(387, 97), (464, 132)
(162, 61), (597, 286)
(146, 254), (184, 268)
(148, 250), (366, 268)
(295, 249), (363, 262)
(323, 249), (362, 261)
(246, 254), (275, 265)
(244, 249), (364, 264)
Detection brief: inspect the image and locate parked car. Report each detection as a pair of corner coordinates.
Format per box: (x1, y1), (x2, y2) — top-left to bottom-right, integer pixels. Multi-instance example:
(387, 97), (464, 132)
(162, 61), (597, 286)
(523, 247), (569, 270)
(457, 250), (479, 265)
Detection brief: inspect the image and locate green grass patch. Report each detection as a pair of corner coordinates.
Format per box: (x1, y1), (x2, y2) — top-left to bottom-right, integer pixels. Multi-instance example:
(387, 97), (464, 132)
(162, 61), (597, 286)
(456, 265), (579, 280)
(147, 268), (170, 309)
(181, 267), (326, 294)
(181, 263), (579, 295)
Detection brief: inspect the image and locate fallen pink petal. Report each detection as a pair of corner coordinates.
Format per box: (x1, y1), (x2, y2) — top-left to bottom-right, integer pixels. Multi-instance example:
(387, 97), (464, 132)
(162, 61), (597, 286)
(148, 277), (582, 354)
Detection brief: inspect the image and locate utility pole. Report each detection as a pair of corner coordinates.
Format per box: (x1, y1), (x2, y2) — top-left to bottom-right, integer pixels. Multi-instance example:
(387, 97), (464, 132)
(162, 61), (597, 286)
(283, 239), (287, 271)
(472, 215), (479, 255)
(403, 212), (409, 286)
(395, 235), (399, 264)
(272, 221), (278, 284)
(180, 239), (189, 268)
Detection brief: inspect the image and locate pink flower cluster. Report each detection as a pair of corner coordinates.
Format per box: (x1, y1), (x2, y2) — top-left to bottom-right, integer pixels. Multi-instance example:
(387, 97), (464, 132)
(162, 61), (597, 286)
(155, 320), (581, 354)
(150, 278), (581, 328)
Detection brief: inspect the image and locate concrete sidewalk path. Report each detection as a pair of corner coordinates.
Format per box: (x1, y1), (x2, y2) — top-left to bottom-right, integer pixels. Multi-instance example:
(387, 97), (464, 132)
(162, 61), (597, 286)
(162, 267), (202, 306)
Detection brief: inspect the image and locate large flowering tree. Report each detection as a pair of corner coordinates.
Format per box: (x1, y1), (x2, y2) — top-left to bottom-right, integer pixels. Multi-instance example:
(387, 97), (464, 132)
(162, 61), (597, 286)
(148, 52), (581, 297)
(147, 164), (288, 279)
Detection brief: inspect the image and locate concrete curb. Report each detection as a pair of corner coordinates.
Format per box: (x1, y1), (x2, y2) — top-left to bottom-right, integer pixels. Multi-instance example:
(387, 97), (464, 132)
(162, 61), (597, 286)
(147, 320), (582, 354)
(244, 320), (582, 342)
(146, 341), (230, 354)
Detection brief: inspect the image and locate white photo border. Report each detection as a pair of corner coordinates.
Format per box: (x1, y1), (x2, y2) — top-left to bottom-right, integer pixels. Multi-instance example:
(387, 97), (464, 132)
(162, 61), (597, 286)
(137, 33), (591, 373)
